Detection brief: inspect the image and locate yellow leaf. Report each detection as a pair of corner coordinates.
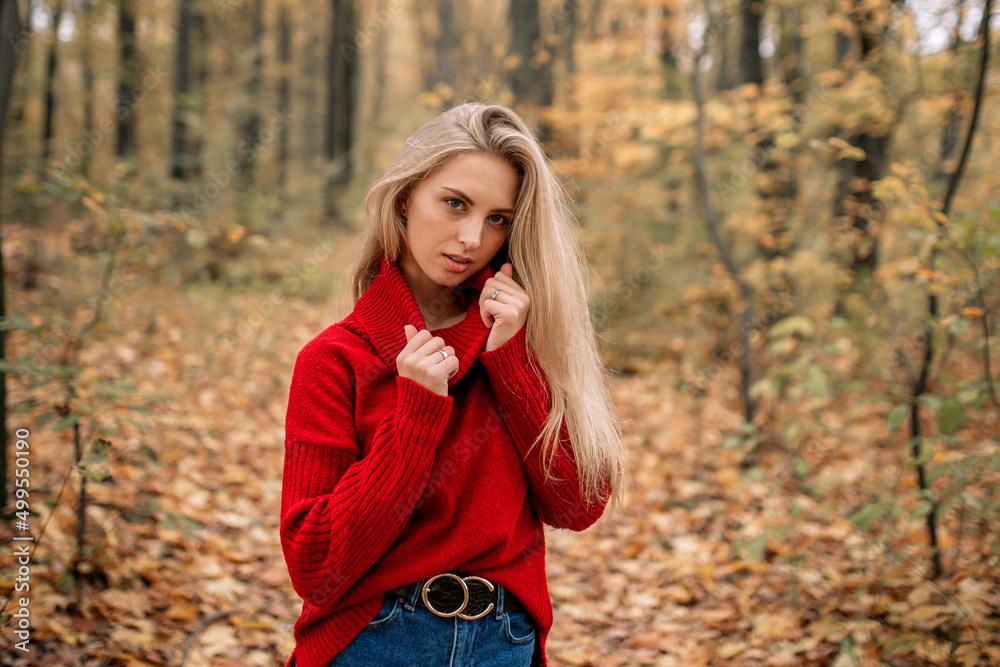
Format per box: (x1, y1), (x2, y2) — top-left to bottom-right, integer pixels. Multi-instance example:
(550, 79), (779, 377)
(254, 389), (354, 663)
(226, 224), (247, 244)
(775, 132), (801, 148)
(837, 145), (867, 161)
(934, 211), (949, 225)
(872, 176), (906, 200)
(502, 53), (522, 71)
(962, 307), (985, 317)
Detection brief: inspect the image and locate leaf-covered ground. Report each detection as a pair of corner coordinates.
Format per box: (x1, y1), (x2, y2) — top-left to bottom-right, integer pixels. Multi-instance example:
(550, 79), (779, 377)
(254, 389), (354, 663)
(1, 229), (998, 666)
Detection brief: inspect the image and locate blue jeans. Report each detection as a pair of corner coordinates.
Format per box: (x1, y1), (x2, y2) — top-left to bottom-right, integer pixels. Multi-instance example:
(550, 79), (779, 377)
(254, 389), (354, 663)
(309, 580), (536, 667)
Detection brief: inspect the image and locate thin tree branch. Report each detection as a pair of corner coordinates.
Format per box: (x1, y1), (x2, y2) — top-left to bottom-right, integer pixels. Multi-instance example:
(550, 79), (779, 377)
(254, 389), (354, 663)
(909, 0), (995, 581)
(691, 0), (756, 426)
(935, 0), (998, 416)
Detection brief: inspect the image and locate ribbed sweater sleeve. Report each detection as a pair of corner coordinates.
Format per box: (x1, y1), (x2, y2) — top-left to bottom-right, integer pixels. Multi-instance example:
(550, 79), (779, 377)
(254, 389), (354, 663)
(280, 333), (453, 609)
(479, 326), (607, 531)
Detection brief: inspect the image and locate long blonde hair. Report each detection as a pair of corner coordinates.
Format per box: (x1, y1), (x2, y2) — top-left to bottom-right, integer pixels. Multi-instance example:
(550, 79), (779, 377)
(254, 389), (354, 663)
(350, 103), (628, 515)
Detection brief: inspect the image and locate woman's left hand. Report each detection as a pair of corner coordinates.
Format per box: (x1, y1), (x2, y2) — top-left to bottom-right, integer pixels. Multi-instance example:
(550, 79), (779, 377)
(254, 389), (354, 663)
(480, 263), (529, 352)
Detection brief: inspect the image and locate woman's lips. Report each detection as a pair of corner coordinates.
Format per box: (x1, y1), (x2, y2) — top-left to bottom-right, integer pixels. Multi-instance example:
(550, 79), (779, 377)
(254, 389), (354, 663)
(444, 254), (472, 273)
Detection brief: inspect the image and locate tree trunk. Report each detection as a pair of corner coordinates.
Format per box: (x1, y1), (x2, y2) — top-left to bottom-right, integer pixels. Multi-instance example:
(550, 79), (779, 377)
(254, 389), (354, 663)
(0, 0), (23, 512)
(833, 1), (900, 294)
(370, 11), (387, 122)
(556, 0), (579, 76)
(713, 4), (731, 92)
(691, 32), (757, 429)
(778, 3), (804, 103)
(277, 4), (292, 193)
(170, 0), (207, 180)
(414, 8), (437, 92)
(78, 0), (93, 177)
(658, 2), (684, 98)
(435, 0), (454, 89)
(739, 0), (764, 86)
(40, 0), (62, 178)
(324, 0), (356, 219)
(1, 0), (21, 151)
(235, 0), (265, 191)
(584, 0), (602, 39)
(303, 34), (320, 165)
(116, 0), (139, 157)
(508, 0), (553, 110)
(170, 0), (194, 179)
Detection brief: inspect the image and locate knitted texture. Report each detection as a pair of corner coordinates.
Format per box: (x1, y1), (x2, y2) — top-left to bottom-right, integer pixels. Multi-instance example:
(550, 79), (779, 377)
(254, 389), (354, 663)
(280, 255), (607, 667)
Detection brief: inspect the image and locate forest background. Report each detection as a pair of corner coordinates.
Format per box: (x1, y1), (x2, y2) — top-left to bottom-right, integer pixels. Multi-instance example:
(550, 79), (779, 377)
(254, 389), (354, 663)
(0, 0), (998, 664)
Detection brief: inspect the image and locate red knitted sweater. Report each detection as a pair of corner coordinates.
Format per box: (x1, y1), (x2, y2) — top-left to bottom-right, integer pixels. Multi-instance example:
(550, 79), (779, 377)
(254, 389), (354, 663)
(280, 254), (608, 667)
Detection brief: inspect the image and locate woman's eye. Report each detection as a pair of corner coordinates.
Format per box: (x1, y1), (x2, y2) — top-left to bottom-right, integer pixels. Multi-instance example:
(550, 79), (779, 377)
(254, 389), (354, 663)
(445, 198), (463, 209)
(489, 214), (510, 226)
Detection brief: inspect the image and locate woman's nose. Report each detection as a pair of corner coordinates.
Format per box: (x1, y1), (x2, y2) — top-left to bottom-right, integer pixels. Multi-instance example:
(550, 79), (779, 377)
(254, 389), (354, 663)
(456, 219), (482, 250)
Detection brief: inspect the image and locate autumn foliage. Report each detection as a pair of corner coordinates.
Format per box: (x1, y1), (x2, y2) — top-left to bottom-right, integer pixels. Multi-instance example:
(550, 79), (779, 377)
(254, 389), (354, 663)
(1, 0), (999, 665)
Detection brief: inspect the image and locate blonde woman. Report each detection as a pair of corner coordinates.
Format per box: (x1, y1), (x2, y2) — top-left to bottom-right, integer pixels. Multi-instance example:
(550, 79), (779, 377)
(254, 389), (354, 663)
(280, 103), (628, 667)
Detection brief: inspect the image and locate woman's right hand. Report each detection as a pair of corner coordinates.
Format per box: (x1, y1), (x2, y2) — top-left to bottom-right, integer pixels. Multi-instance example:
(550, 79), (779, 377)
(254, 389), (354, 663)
(396, 324), (458, 397)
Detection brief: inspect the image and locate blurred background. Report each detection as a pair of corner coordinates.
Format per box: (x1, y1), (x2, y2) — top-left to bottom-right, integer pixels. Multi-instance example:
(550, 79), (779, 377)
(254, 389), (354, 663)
(1, 0), (999, 664)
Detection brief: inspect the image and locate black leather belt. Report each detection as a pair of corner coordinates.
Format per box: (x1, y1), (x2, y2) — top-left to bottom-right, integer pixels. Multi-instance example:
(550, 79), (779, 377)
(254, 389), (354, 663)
(390, 573), (524, 621)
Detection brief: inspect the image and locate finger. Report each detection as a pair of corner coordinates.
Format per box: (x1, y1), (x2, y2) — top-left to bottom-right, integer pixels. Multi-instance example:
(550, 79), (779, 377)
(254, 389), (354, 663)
(433, 345), (456, 363)
(480, 295), (498, 328)
(415, 335), (447, 358)
(500, 263), (513, 278)
(486, 273), (527, 299)
(404, 324), (416, 342)
(481, 298), (511, 327)
(401, 327), (431, 355)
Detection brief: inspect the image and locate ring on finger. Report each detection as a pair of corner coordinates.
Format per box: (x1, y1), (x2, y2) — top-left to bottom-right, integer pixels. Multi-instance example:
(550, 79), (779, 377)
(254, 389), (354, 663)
(490, 287), (501, 300)
(438, 349), (449, 361)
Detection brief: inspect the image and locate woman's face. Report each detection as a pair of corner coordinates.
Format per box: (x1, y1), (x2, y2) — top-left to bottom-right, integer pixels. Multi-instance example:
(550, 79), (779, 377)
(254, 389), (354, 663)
(400, 152), (519, 295)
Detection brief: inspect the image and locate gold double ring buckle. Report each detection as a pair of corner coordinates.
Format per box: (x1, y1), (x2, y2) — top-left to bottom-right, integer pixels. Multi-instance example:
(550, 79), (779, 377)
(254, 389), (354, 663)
(420, 573), (495, 621)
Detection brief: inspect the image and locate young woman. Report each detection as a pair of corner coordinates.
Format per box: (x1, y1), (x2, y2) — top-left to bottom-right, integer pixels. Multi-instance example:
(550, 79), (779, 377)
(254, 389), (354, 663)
(280, 103), (629, 667)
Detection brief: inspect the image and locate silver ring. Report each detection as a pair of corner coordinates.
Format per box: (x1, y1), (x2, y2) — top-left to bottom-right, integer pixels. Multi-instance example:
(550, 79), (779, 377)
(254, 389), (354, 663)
(490, 287), (501, 300)
(438, 349), (449, 361)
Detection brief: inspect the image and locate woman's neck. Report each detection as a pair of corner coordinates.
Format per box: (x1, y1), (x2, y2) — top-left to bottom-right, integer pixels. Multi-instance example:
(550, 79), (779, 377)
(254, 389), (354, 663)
(398, 255), (474, 329)
(419, 287), (473, 330)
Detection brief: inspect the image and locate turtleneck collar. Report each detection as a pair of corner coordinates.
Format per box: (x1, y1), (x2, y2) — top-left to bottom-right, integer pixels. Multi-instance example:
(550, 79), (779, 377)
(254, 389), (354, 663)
(352, 254), (494, 387)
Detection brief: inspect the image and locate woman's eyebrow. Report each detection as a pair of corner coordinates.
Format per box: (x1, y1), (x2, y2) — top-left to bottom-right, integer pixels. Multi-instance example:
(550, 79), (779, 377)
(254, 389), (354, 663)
(442, 186), (514, 214)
